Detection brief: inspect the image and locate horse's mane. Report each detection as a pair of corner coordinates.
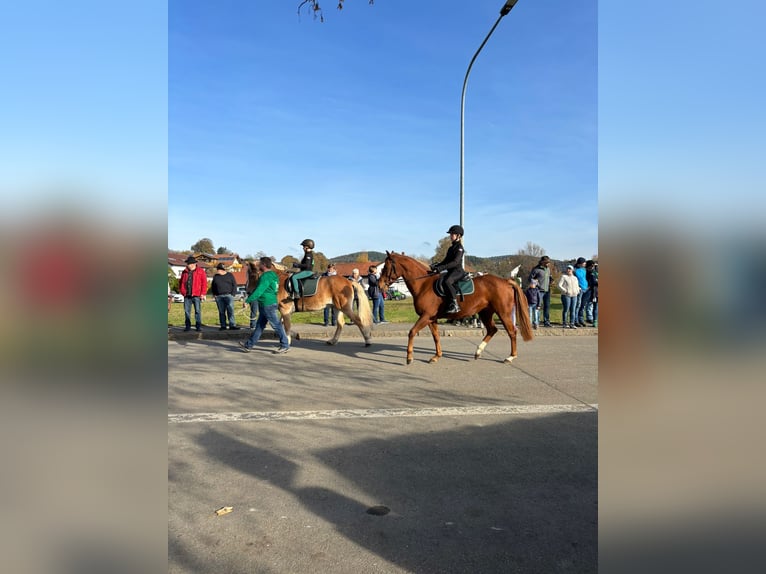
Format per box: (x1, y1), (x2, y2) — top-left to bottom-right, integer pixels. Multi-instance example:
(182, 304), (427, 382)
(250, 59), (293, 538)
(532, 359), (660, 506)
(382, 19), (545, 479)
(388, 251), (430, 273)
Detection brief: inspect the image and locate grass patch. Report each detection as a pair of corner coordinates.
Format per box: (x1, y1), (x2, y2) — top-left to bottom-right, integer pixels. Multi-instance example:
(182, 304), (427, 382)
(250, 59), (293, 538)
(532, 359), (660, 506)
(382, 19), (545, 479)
(168, 296), (564, 326)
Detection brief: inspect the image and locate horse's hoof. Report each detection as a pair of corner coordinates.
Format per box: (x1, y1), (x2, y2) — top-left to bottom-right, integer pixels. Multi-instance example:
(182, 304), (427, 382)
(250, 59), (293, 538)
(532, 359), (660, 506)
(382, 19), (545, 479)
(474, 352), (481, 360)
(504, 356), (516, 364)
(293, 333), (301, 341)
(365, 342), (372, 347)
(428, 357), (439, 364)
(406, 358), (413, 365)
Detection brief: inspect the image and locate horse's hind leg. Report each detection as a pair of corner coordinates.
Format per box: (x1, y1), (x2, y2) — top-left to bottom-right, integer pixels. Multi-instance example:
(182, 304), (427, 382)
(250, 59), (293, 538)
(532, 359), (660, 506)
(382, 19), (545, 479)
(327, 311), (343, 345)
(474, 309), (498, 360)
(343, 304), (372, 347)
(496, 306), (518, 363)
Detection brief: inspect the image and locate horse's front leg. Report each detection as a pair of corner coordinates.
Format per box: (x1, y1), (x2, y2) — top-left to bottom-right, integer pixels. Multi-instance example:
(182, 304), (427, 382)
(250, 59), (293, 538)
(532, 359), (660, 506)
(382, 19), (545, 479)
(427, 321), (442, 363)
(279, 304), (293, 345)
(406, 316), (432, 365)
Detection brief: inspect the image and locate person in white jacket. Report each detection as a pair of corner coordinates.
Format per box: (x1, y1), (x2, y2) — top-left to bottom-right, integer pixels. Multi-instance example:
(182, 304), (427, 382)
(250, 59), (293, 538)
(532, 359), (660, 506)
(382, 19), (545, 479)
(557, 264), (582, 329)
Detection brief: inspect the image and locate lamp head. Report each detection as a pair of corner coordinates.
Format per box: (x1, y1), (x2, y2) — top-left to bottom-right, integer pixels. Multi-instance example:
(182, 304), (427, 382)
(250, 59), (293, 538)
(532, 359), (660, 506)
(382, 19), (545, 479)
(500, 0), (518, 17)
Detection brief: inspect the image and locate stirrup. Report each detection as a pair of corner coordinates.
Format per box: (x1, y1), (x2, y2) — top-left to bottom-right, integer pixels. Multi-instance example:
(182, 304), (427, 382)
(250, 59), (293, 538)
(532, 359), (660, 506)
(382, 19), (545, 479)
(446, 302), (460, 314)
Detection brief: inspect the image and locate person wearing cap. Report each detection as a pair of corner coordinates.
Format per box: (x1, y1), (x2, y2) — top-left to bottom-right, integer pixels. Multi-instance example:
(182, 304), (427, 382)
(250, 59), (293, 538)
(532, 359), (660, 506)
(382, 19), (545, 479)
(179, 256), (208, 331)
(558, 264), (582, 329)
(290, 238), (315, 299)
(524, 278), (541, 330)
(211, 262), (240, 331)
(573, 256), (589, 327)
(429, 225), (465, 314)
(528, 255), (552, 327)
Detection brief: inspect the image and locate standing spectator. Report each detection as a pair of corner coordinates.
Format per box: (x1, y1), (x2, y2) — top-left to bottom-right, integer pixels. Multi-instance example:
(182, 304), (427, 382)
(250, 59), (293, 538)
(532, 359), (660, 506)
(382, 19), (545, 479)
(348, 268), (362, 313)
(239, 257), (290, 354)
(367, 265), (386, 324)
(179, 256), (207, 332)
(245, 260), (259, 329)
(573, 257), (589, 327)
(558, 264), (581, 329)
(584, 260), (597, 325)
(290, 238), (315, 298)
(589, 262), (599, 327)
(529, 256), (553, 327)
(322, 263), (339, 327)
(524, 278), (541, 330)
(211, 263), (240, 331)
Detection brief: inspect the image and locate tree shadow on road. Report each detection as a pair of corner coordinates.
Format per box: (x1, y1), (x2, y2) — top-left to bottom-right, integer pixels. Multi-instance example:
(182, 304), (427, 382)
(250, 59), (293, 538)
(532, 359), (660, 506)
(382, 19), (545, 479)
(172, 412), (597, 573)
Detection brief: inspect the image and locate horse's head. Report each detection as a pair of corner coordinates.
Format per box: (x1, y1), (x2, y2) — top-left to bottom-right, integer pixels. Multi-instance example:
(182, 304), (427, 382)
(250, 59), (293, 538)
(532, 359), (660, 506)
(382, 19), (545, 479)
(378, 251), (400, 293)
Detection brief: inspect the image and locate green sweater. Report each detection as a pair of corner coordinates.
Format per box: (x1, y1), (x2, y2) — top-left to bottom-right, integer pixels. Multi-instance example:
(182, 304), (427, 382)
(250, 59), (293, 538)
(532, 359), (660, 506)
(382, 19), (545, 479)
(245, 270), (279, 306)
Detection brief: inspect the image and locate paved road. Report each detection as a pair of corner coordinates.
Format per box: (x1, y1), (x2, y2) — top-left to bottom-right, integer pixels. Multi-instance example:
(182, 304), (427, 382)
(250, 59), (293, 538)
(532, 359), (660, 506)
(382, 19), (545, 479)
(169, 329), (597, 573)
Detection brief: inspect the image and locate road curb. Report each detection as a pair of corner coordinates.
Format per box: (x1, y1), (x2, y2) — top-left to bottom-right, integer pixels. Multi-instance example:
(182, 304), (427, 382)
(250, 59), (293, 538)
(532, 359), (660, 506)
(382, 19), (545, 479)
(168, 324), (597, 341)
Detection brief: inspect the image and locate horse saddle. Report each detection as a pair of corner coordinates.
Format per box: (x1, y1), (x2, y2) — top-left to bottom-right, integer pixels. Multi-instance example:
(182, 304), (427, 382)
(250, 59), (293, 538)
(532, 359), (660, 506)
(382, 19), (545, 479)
(285, 274), (320, 298)
(434, 273), (475, 299)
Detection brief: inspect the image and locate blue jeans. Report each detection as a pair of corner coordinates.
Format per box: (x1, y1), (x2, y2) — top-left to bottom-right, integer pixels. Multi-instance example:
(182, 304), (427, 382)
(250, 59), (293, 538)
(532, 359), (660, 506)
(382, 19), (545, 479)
(539, 289), (551, 323)
(578, 289), (592, 323)
(528, 305), (539, 326)
(372, 294), (385, 323)
(247, 300), (258, 328)
(323, 304), (338, 325)
(244, 303), (289, 349)
(574, 290), (586, 324)
(183, 296), (202, 328)
(561, 295), (576, 326)
(215, 294), (236, 327)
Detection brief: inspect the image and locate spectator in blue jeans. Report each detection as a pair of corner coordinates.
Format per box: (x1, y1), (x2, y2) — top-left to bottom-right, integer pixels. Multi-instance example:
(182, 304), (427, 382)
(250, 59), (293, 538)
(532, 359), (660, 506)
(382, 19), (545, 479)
(322, 263), (339, 326)
(558, 265), (581, 329)
(367, 265), (386, 324)
(573, 257), (589, 327)
(211, 263), (240, 330)
(524, 278), (540, 329)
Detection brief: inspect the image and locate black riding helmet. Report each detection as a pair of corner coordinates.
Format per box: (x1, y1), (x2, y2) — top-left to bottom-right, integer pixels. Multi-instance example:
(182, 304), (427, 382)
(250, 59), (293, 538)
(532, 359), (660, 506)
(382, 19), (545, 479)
(447, 225), (464, 236)
(300, 239), (315, 249)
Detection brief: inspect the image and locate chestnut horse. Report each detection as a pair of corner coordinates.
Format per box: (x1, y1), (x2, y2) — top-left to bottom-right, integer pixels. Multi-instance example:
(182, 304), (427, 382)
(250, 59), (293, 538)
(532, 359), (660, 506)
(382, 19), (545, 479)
(378, 251), (533, 364)
(246, 263), (373, 346)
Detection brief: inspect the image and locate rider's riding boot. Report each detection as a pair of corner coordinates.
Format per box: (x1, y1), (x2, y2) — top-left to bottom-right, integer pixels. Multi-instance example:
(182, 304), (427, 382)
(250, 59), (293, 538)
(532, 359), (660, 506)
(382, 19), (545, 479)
(446, 299), (460, 314)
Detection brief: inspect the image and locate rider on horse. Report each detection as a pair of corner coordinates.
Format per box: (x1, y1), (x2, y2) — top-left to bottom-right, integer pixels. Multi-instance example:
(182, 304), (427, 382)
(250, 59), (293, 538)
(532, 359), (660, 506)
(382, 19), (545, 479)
(430, 225), (465, 314)
(291, 238), (315, 299)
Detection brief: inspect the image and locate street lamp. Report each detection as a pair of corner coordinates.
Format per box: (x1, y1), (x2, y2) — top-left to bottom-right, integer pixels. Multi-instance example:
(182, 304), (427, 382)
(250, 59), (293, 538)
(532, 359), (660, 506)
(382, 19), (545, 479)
(459, 0), (519, 231)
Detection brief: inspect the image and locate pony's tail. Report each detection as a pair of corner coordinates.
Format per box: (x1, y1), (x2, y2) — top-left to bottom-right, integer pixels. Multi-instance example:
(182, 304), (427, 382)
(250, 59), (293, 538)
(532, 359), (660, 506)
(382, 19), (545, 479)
(508, 280), (534, 341)
(352, 281), (373, 329)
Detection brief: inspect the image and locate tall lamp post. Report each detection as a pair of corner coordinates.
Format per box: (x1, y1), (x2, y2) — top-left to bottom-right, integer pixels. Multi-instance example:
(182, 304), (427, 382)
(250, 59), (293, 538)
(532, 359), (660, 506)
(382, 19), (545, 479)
(459, 0), (519, 231)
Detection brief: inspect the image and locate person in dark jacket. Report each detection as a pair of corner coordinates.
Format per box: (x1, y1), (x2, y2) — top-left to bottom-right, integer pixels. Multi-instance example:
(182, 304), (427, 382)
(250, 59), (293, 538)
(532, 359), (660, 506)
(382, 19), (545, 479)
(430, 225), (465, 314)
(211, 263), (240, 331)
(367, 265), (386, 324)
(291, 238), (315, 298)
(524, 278), (541, 329)
(528, 255), (552, 327)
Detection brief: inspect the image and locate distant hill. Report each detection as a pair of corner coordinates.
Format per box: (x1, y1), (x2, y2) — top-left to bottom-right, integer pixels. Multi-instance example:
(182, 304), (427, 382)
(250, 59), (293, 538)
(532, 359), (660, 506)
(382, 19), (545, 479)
(330, 251), (388, 264)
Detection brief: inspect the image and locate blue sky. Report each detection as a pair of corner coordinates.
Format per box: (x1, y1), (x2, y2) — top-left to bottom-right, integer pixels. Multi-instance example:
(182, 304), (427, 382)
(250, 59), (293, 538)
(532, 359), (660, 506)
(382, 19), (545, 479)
(168, 0), (597, 261)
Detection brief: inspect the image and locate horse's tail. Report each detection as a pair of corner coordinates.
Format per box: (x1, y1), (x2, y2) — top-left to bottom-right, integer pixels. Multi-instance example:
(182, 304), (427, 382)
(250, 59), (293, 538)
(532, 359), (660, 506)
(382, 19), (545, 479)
(508, 280), (534, 341)
(352, 280), (373, 329)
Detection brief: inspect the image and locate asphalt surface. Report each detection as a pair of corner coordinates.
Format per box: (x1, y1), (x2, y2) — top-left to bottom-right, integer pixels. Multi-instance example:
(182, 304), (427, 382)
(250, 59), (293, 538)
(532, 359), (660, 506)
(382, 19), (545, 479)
(169, 322), (598, 574)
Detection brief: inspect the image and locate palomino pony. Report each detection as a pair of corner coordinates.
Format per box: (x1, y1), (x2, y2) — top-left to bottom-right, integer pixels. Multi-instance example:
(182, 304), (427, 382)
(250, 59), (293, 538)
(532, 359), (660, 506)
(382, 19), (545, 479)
(246, 263), (373, 346)
(378, 251), (533, 364)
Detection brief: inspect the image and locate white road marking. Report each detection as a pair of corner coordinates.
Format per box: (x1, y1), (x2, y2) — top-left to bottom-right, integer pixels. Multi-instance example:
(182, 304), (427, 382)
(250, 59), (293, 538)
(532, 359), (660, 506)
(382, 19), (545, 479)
(169, 403), (597, 424)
